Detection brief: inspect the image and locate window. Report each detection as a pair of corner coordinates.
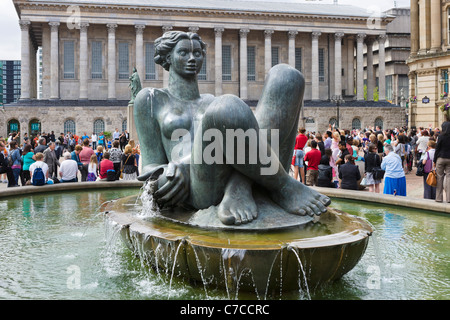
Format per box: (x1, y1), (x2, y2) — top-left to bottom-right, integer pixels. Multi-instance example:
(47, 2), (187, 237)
(222, 45), (232, 81)
(319, 48), (325, 82)
(352, 118), (361, 130)
(295, 48), (302, 73)
(93, 119), (105, 135)
(145, 43), (156, 80)
(7, 119), (20, 135)
(63, 41), (75, 79)
(198, 56), (207, 81)
(386, 75), (393, 101)
(118, 42), (129, 80)
(374, 118), (383, 130)
(91, 41), (103, 79)
(441, 69), (448, 96)
(64, 119), (76, 135)
(247, 46), (256, 81)
(271, 47), (279, 67)
(448, 8), (450, 45)
(122, 119), (127, 133)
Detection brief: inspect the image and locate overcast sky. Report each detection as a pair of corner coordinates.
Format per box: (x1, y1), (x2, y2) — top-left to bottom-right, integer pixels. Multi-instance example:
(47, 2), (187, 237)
(0, 0), (409, 61)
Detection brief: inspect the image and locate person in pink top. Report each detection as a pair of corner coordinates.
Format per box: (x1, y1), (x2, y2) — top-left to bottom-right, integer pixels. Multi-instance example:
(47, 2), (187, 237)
(79, 138), (95, 181)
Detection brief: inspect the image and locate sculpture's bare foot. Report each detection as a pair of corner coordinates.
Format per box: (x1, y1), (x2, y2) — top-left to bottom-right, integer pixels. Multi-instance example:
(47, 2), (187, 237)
(217, 175), (257, 225)
(272, 179), (330, 217)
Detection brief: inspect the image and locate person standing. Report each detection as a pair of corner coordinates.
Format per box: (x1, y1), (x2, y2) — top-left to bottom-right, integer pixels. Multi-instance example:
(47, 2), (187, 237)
(79, 138), (95, 181)
(21, 143), (35, 185)
(109, 140), (123, 180)
(381, 144), (406, 196)
(8, 140), (22, 186)
(433, 121), (450, 203)
(91, 132), (98, 150)
(338, 154), (361, 190)
(293, 128), (308, 183)
(421, 140), (436, 200)
(304, 140), (321, 186)
(364, 143), (382, 193)
(34, 137), (48, 154)
(43, 142), (60, 182)
(113, 128), (120, 141)
(121, 145), (137, 180)
(0, 142), (17, 187)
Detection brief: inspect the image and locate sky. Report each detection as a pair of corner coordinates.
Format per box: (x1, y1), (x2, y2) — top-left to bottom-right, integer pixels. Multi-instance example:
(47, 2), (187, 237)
(0, 0), (409, 61)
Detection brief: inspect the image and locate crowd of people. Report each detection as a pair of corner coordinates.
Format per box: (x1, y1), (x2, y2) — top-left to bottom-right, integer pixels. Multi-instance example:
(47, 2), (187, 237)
(0, 128), (140, 187)
(292, 121), (450, 203)
(1, 121), (449, 203)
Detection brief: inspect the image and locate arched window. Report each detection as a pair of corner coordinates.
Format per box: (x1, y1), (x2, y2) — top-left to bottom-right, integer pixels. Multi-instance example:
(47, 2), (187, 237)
(329, 117), (338, 126)
(93, 119), (105, 135)
(64, 119), (76, 135)
(7, 119), (20, 136)
(374, 117), (384, 130)
(352, 118), (361, 130)
(29, 119), (41, 137)
(122, 119), (127, 133)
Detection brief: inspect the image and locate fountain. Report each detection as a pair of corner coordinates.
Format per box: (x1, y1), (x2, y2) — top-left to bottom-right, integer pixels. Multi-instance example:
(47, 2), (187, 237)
(105, 30), (373, 297)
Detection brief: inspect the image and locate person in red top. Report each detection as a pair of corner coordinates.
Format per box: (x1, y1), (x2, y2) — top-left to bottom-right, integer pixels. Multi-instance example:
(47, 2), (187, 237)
(99, 152), (114, 180)
(304, 140), (322, 186)
(293, 128), (308, 183)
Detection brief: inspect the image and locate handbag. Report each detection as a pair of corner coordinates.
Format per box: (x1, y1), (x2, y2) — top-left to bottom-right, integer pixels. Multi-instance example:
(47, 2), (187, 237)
(360, 176), (368, 186)
(372, 167), (385, 180)
(424, 152), (433, 173)
(416, 161), (425, 176)
(426, 169), (437, 187)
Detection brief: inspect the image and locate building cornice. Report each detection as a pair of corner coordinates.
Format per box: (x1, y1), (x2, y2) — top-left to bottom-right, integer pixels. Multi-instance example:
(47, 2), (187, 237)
(14, 0), (393, 28)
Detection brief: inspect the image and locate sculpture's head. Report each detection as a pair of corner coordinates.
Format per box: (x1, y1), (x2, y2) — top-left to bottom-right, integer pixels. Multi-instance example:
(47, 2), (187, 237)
(154, 31), (207, 75)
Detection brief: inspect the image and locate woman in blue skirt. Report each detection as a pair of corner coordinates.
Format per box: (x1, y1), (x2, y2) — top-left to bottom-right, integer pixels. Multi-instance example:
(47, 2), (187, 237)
(381, 144), (407, 196)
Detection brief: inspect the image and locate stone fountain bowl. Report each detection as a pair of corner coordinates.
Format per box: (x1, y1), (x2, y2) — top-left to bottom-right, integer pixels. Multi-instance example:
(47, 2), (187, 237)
(104, 194), (373, 296)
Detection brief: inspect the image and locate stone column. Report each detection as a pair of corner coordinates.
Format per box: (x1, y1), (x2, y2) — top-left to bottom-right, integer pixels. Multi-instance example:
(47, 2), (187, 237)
(240, 28), (250, 100)
(430, 0), (441, 53)
(107, 23), (118, 100)
(311, 31), (321, 101)
(135, 24), (146, 81)
(366, 37), (375, 101)
(334, 32), (344, 97)
(378, 34), (387, 101)
(162, 25), (173, 88)
(418, 0), (430, 54)
(410, 0), (419, 56)
(214, 27), (224, 96)
(79, 23), (89, 100)
(264, 29), (274, 76)
(288, 30), (298, 68)
(356, 33), (366, 101)
(49, 21), (60, 100)
(19, 20), (31, 100)
(347, 36), (355, 97)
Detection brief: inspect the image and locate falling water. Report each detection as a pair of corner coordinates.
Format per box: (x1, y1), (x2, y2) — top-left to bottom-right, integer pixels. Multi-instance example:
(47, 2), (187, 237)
(264, 250), (281, 300)
(288, 246), (311, 300)
(192, 246), (211, 299)
(168, 240), (185, 299)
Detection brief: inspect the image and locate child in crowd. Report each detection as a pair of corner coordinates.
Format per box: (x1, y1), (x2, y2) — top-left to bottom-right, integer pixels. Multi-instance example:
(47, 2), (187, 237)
(87, 154), (98, 182)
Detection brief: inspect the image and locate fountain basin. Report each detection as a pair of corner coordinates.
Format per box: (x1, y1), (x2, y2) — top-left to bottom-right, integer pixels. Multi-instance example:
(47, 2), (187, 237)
(105, 195), (372, 296)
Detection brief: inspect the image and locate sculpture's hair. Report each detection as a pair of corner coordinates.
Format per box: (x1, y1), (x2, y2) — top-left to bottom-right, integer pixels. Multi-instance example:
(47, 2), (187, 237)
(154, 31), (207, 71)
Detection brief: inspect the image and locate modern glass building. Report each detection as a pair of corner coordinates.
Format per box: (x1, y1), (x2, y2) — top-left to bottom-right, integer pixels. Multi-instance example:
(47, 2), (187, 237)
(1, 60), (21, 104)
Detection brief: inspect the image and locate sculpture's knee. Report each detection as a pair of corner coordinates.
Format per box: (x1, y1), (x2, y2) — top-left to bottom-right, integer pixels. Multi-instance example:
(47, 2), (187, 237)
(203, 95), (256, 130)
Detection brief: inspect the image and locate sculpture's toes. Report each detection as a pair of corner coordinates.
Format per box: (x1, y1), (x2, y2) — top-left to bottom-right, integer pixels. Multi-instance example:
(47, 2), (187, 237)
(318, 194), (331, 207)
(218, 209), (237, 226)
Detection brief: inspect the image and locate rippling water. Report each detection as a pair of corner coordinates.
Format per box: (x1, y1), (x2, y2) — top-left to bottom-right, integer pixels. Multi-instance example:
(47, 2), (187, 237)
(0, 190), (448, 300)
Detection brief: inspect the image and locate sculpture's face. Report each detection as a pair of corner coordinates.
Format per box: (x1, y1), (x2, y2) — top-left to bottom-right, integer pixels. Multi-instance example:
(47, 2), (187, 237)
(169, 39), (204, 77)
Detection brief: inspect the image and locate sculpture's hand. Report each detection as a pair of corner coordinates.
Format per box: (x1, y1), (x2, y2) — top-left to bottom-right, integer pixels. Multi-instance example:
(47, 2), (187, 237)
(153, 162), (190, 207)
(137, 164), (166, 181)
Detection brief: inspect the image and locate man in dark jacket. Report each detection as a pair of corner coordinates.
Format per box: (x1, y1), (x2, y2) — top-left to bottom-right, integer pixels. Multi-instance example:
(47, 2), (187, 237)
(0, 142), (17, 187)
(339, 154), (361, 190)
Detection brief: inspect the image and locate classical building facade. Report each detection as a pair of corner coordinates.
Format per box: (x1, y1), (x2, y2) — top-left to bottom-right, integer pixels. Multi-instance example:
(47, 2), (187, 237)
(407, 0), (450, 128)
(2, 0), (406, 140)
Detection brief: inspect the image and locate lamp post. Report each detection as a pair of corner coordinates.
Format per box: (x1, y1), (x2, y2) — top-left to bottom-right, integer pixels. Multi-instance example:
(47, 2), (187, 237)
(331, 95), (345, 128)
